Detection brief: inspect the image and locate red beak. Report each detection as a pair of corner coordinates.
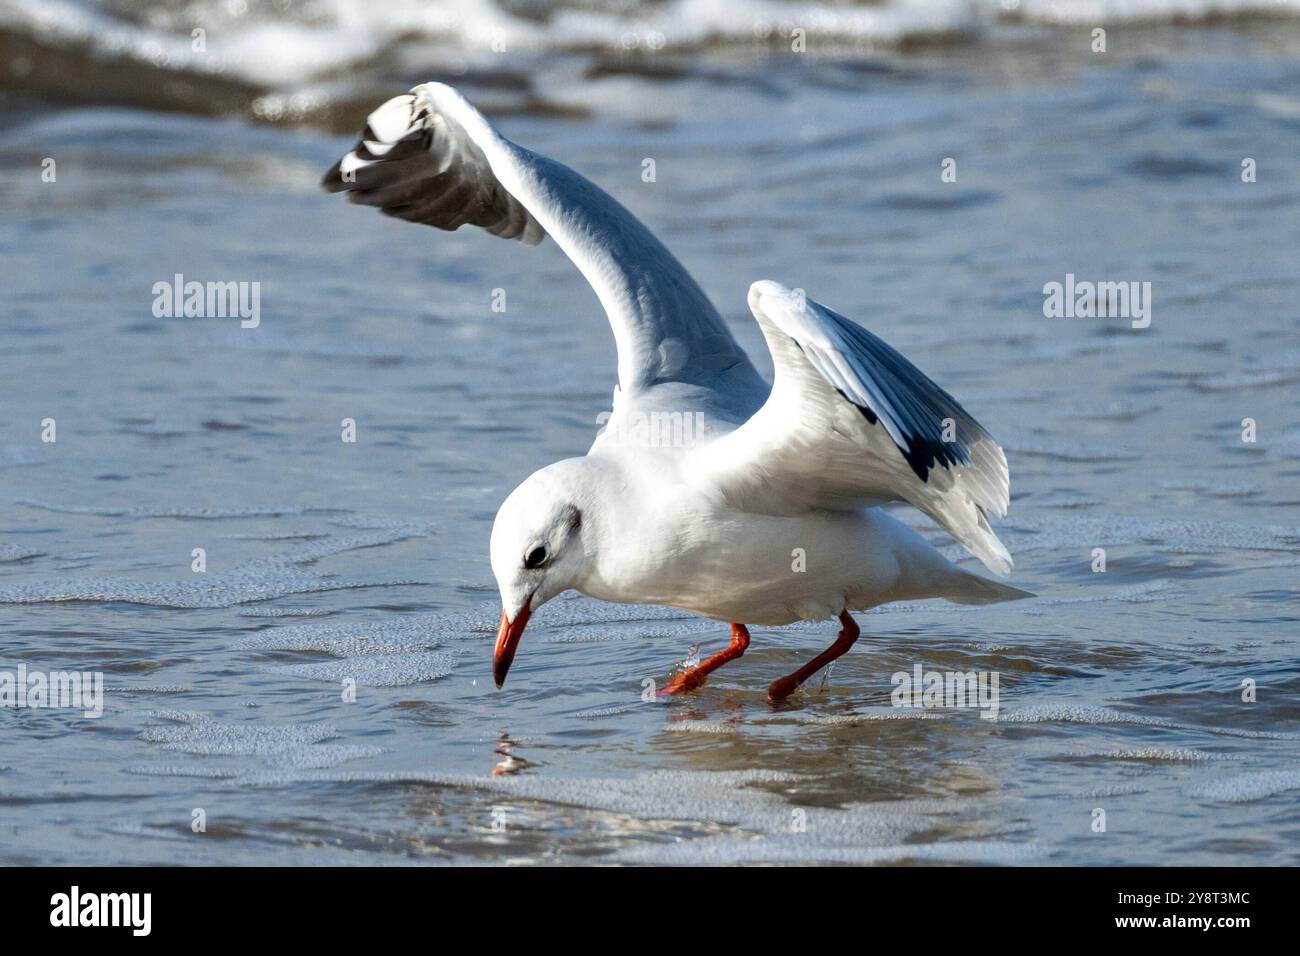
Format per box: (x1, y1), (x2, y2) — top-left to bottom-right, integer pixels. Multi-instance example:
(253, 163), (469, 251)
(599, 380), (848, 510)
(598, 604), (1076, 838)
(493, 600), (532, 689)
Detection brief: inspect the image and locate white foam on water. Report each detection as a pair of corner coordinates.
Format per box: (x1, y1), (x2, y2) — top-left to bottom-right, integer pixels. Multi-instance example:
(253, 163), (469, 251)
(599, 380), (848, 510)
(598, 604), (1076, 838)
(138, 709), (208, 722)
(663, 720), (741, 734)
(997, 705), (1174, 728)
(1059, 747), (1235, 762)
(239, 614), (462, 687)
(0, 0), (975, 90)
(238, 616), (446, 656)
(268, 651), (458, 686)
(1013, 0), (1300, 25)
(106, 685), (188, 695)
(573, 705), (636, 719)
(124, 765), (243, 779)
(12, 0), (1295, 103)
(1189, 770), (1300, 803)
(535, 595), (695, 627)
(999, 704), (1300, 740)
(143, 716), (334, 747)
(1077, 784), (1151, 798)
(540, 631), (639, 645)
(239, 608), (333, 618)
(0, 0), (381, 87)
(140, 714), (386, 769)
(789, 710), (949, 725)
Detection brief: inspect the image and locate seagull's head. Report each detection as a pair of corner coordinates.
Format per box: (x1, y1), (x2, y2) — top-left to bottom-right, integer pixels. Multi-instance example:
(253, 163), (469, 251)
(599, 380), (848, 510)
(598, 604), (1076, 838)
(488, 459), (598, 688)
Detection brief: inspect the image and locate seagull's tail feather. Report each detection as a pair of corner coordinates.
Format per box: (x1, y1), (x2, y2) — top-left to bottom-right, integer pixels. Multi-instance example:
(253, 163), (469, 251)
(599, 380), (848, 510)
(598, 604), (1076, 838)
(944, 568), (1034, 606)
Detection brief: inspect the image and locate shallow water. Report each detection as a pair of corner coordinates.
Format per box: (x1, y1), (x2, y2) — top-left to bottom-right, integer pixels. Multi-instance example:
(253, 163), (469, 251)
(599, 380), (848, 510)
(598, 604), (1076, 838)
(2, 9), (1299, 864)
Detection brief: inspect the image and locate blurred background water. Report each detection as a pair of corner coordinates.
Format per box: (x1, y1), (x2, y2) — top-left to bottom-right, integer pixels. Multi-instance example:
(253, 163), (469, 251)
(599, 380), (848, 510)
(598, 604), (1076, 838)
(1, 0), (1298, 864)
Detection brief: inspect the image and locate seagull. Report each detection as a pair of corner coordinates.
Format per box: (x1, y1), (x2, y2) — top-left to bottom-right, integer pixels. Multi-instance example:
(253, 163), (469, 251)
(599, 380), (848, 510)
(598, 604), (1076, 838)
(323, 82), (1032, 702)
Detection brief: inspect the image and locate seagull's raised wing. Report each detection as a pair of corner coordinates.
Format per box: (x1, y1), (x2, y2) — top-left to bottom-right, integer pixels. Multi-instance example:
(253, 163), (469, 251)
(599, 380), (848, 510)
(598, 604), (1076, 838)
(694, 281), (1014, 575)
(322, 83), (765, 413)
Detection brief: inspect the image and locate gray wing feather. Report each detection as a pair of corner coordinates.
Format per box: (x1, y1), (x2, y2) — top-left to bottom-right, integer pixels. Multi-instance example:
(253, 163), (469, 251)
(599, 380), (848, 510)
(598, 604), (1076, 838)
(696, 281), (1014, 575)
(322, 84), (766, 408)
(322, 98), (545, 244)
(803, 305), (991, 484)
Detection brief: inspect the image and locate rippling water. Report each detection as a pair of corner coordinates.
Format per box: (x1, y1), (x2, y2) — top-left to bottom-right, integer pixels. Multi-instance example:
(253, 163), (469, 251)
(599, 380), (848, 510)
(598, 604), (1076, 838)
(2, 5), (1299, 864)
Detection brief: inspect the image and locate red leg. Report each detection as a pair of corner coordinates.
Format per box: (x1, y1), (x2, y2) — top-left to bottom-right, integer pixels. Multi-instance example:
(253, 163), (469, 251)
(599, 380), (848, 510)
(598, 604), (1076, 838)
(658, 623), (750, 696)
(768, 611), (860, 703)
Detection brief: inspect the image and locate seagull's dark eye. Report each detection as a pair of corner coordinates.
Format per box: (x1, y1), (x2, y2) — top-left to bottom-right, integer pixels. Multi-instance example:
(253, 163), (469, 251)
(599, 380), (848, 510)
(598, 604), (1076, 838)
(523, 546), (548, 570)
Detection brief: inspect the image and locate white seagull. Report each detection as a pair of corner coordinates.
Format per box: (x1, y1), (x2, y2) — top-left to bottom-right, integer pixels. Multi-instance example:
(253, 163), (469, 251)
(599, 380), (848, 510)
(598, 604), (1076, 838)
(324, 83), (1032, 702)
